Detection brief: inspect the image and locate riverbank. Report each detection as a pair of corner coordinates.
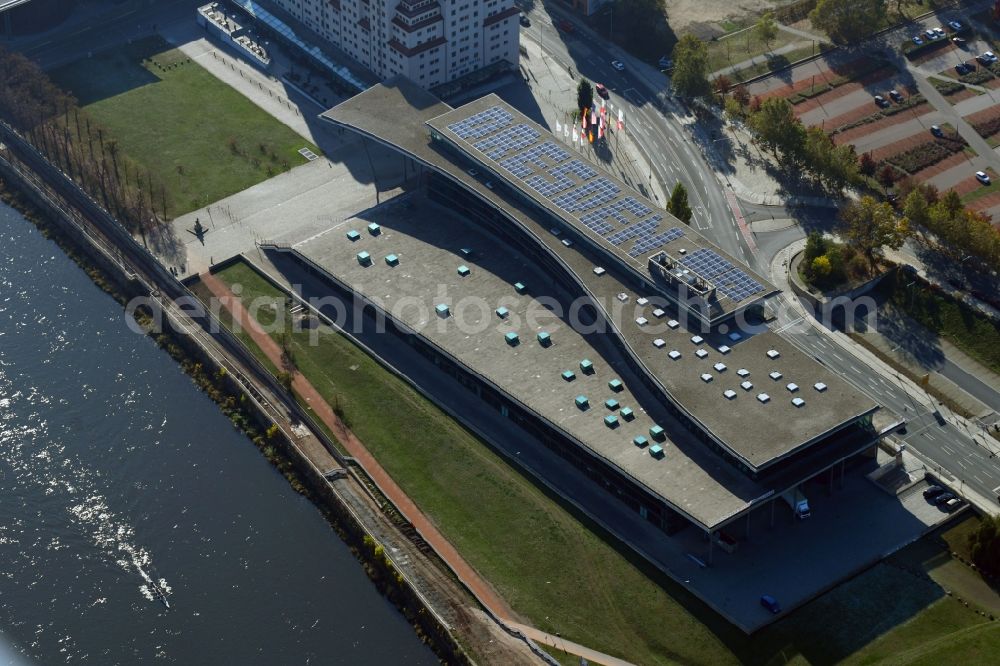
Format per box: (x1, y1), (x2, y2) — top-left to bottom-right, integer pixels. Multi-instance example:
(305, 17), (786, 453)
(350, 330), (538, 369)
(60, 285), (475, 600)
(0, 172), (490, 664)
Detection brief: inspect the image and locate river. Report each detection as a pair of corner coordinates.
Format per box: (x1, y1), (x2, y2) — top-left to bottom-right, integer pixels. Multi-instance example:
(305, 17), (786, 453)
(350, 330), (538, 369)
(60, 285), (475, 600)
(0, 199), (437, 664)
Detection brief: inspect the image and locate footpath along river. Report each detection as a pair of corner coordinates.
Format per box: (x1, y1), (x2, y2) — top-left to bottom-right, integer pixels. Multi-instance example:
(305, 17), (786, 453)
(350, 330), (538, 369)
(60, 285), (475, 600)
(0, 200), (437, 664)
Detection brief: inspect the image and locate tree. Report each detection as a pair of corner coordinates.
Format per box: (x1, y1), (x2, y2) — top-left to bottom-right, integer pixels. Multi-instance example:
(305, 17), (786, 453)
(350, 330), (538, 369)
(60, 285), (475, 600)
(841, 195), (909, 274)
(671, 34), (711, 98)
(811, 255), (832, 279)
(859, 152), (877, 177)
(809, 0), (887, 45)
(804, 231), (828, 263)
(755, 11), (779, 50)
(724, 97), (744, 122)
(576, 79), (594, 117)
(969, 514), (1000, 578)
(749, 97), (804, 162)
(877, 164), (897, 193)
(732, 83), (751, 108)
(667, 182), (693, 224)
(902, 188), (930, 229)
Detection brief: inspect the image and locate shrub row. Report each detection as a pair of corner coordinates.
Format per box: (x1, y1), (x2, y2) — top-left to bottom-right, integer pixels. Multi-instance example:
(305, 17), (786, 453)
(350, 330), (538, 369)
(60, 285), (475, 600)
(788, 83), (833, 104)
(932, 78), (967, 96)
(901, 35), (950, 59)
(885, 138), (965, 174)
(973, 115), (1000, 139)
(881, 94), (925, 116)
(960, 68), (994, 86)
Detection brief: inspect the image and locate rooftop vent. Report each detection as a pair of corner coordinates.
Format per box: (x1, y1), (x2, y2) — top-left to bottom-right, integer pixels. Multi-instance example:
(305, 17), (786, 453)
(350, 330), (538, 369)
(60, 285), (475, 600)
(637, 297), (649, 306)
(695, 349), (709, 358)
(653, 308), (666, 318)
(561, 370), (576, 382)
(717, 345), (731, 354)
(561, 238), (573, 248)
(766, 349), (780, 359)
(756, 393), (771, 403)
(620, 407), (634, 421)
(649, 425), (665, 440)
(604, 414), (619, 428)
(580, 359), (594, 373)
(514, 282), (527, 294)
(814, 382), (828, 392)
(367, 222), (381, 235)
(496, 306), (510, 319)
(435, 303), (450, 318)
(457, 265), (471, 277)
(786, 383), (799, 393)
(713, 362), (727, 372)
(691, 335), (704, 344)
(679, 248), (687, 254)
(616, 292), (629, 303)
(345, 229), (361, 242)
(593, 266), (606, 276)
(724, 389), (737, 400)
(649, 444), (665, 458)
(575, 395), (589, 409)
(608, 378), (624, 392)
(504, 331), (519, 346)
(769, 371), (783, 380)
(668, 350), (681, 360)
(741, 381), (753, 391)
(700, 373), (713, 383)
(728, 332), (742, 342)
(537, 331), (552, 347)
(605, 398), (620, 411)
(384, 254), (399, 266)
(636, 317), (649, 326)
(633, 435), (649, 448)
(357, 251), (372, 266)
(737, 368), (750, 377)
(792, 397), (806, 407)
(653, 338), (666, 349)
(667, 319), (680, 329)
(460, 247), (473, 258)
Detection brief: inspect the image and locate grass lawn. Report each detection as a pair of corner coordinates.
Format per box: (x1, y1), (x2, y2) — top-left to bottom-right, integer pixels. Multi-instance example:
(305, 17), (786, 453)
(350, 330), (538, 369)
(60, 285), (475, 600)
(730, 43), (830, 83)
(213, 258), (1000, 665)
(942, 514), (981, 562)
(960, 169), (1000, 206)
(49, 36), (318, 219)
(706, 26), (800, 75)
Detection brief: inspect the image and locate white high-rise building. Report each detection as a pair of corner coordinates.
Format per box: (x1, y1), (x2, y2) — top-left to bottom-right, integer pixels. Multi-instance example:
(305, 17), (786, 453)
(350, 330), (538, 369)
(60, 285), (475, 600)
(267, 0), (520, 89)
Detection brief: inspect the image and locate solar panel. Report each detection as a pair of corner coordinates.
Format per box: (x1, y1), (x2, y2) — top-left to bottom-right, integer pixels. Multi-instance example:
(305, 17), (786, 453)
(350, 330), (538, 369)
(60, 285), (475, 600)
(627, 227), (685, 257)
(499, 141), (569, 178)
(680, 248), (734, 280)
(607, 216), (660, 246)
(474, 124), (540, 160)
(447, 106), (513, 140)
(552, 177), (621, 212)
(580, 196), (652, 228)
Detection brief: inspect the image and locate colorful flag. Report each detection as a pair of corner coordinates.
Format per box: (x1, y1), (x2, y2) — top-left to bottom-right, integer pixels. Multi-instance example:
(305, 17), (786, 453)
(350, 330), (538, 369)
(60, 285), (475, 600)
(556, 120), (562, 134)
(590, 109), (597, 126)
(598, 123), (604, 140)
(582, 111), (588, 129)
(588, 131), (593, 143)
(564, 124), (570, 139)
(617, 108), (624, 131)
(573, 125), (578, 143)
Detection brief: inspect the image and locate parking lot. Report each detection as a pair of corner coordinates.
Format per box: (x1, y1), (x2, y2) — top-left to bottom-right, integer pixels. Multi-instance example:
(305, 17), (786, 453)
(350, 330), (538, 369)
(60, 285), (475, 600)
(748, 8), (1000, 221)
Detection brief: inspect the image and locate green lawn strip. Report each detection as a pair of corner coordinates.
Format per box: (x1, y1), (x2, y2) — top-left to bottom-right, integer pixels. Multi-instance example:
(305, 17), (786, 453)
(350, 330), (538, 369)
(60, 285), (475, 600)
(49, 36), (319, 219)
(898, 622), (1000, 665)
(706, 27), (800, 75)
(213, 262), (735, 666)
(187, 278), (280, 375)
(960, 178), (1000, 206)
(882, 269), (1000, 374)
(941, 515), (981, 562)
(731, 43), (831, 83)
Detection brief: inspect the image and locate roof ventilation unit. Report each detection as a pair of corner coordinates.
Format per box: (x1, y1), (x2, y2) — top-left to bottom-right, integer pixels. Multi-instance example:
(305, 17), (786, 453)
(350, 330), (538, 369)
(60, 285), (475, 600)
(786, 383), (799, 393)
(756, 393), (771, 403)
(668, 350), (681, 360)
(814, 382), (828, 392)
(653, 338), (666, 349)
(723, 389), (737, 400)
(769, 371), (783, 380)
(792, 397), (806, 407)
(766, 349), (780, 359)
(700, 373), (713, 383)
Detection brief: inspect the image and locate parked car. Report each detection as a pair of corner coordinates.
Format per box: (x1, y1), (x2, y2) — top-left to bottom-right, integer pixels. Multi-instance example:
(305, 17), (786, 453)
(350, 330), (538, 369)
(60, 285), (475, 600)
(519, 13), (530, 27)
(931, 124), (943, 137)
(467, 167), (479, 177)
(889, 89), (904, 102)
(948, 20), (964, 31)
(874, 94), (888, 107)
(923, 484), (945, 499)
(912, 35), (924, 46)
(978, 51), (998, 64)
(953, 37), (967, 46)
(658, 56), (673, 70)
(976, 170), (992, 185)
(933, 27), (946, 38)
(934, 491), (956, 505)
(484, 180), (495, 190)
(924, 29), (937, 39)
(611, 59), (625, 71)
(760, 595), (781, 614)
(944, 497), (963, 511)
(595, 83), (609, 99)
(956, 62), (973, 75)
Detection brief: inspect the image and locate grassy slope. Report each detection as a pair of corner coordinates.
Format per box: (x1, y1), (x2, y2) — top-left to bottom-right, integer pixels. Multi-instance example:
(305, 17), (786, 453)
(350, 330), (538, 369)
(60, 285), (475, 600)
(215, 260), (1000, 665)
(706, 27), (800, 76)
(50, 37), (318, 218)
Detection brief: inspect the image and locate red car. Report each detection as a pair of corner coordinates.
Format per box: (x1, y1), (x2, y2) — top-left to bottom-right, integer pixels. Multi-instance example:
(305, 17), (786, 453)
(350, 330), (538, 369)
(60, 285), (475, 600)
(595, 83), (609, 99)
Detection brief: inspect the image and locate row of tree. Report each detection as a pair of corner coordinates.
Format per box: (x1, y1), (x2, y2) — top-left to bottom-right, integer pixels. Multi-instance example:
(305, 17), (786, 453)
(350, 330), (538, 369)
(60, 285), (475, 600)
(901, 183), (1000, 268)
(0, 46), (167, 236)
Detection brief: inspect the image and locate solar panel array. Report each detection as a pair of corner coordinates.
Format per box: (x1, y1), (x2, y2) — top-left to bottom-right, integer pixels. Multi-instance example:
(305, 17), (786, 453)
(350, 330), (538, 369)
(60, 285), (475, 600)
(438, 104), (770, 293)
(447, 105), (512, 140)
(680, 248), (764, 302)
(474, 124), (540, 160)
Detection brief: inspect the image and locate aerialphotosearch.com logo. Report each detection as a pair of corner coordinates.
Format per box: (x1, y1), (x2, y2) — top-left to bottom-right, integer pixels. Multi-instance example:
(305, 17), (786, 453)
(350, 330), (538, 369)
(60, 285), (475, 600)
(124, 282), (878, 346)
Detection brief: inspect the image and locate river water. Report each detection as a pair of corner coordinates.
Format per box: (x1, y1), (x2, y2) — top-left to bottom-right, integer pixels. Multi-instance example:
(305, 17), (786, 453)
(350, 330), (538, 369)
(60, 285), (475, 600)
(0, 200), (437, 664)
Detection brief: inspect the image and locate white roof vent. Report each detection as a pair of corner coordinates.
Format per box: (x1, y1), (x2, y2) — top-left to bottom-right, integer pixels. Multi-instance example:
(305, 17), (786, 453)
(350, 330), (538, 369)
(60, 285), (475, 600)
(653, 338), (666, 349)
(814, 382), (828, 392)
(741, 381), (753, 391)
(695, 349), (709, 358)
(668, 350), (682, 360)
(667, 319), (680, 329)
(616, 292), (629, 303)
(717, 345), (731, 354)
(786, 383), (799, 393)
(766, 349), (780, 359)
(737, 368), (750, 378)
(679, 248), (687, 254)
(728, 332), (742, 342)
(593, 266), (606, 276)
(757, 393), (771, 403)
(691, 335), (704, 344)
(637, 297), (649, 306)
(700, 373), (713, 383)
(792, 397), (806, 407)
(653, 308), (666, 318)
(713, 362), (727, 372)
(769, 371), (783, 380)
(636, 317), (648, 326)
(723, 389), (737, 400)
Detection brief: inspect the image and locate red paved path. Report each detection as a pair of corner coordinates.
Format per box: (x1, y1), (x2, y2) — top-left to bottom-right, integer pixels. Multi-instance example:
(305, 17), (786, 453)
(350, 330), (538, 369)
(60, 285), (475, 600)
(199, 271), (517, 620)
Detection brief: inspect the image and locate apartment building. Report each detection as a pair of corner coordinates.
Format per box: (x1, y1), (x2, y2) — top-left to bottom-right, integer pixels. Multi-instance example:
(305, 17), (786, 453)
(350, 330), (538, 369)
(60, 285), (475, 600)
(266, 0), (520, 89)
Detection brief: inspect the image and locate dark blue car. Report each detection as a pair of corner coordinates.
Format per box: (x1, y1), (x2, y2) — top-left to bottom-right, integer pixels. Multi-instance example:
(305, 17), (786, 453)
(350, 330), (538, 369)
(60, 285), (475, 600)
(760, 594), (781, 614)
